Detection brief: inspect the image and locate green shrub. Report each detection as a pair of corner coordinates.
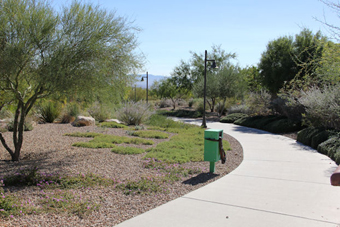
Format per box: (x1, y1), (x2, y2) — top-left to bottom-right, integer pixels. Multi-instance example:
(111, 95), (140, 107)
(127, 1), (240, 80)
(116, 101), (153, 125)
(188, 99), (195, 108)
(317, 136), (340, 164)
(228, 104), (250, 114)
(160, 109), (202, 118)
(147, 114), (194, 129)
(100, 122), (128, 129)
(220, 113), (248, 123)
(311, 130), (337, 149)
(128, 130), (169, 139)
(60, 103), (81, 123)
(39, 101), (61, 123)
(297, 127), (324, 146)
(7, 120), (33, 131)
(111, 146), (145, 155)
(298, 85), (340, 130)
(264, 118), (302, 133)
(233, 115), (264, 128)
(245, 90), (271, 115)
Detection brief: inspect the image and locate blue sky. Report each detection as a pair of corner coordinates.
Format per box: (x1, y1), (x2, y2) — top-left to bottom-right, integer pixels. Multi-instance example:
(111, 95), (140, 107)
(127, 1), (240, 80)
(53, 0), (339, 76)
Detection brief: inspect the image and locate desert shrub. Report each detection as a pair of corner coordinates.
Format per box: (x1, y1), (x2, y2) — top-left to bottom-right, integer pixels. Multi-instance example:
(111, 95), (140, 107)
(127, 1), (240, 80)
(297, 127), (324, 147)
(87, 101), (111, 122)
(38, 101), (61, 123)
(311, 130), (338, 149)
(215, 102), (227, 116)
(160, 109), (202, 118)
(298, 85), (340, 130)
(271, 95), (305, 120)
(263, 118), (303, 134)
(60, 103), (81, 123)
(195, 99), (207, 114)
(220, 113), (248, 123)
(245, 90), (271, 115)
(227, 104), (250, 114)
(0, 109), (13, 119)
(159, 99), (172, 108)
(7, 120), (33, 131)
(177, 99), (187, 106)
(116, 101), (153, 125)
(317, 136), (340, 164)
(188, 99), (195, 108)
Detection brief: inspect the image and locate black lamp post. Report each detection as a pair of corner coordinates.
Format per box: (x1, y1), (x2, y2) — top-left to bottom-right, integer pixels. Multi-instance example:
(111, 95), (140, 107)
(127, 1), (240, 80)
(202, 50), (218, 128)
(141, 72), (148, 103)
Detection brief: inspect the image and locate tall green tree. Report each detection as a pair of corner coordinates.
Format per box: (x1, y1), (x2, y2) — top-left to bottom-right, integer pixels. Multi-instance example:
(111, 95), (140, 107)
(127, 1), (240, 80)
(258, 29), (326, 95)
(0, 0), (143, 161)
(156, 77), (190, 110)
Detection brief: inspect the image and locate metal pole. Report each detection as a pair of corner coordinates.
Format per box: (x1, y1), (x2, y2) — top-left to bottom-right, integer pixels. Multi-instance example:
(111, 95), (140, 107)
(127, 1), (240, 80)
(202, 50), (207, 128)
(146, 71), (148, 104)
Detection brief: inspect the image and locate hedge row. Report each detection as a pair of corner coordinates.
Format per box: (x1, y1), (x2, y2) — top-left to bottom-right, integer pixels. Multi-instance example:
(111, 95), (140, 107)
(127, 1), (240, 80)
(233, 115), (303, 134)
(297, 127), (340, 164)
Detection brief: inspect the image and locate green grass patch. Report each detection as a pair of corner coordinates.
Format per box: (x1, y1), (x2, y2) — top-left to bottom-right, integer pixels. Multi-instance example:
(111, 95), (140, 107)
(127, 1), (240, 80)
(66, 133), (154, 148)
(111, 147), (145, 155)
(144, 127), (230, 163)
(128, 130), (169, 139)
(100, 122), (128, 129)
(64, 132), (102, 138)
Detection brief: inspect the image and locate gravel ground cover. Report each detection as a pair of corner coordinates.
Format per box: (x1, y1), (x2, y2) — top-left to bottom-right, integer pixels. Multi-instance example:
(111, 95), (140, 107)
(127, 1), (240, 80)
(0, 123), (243, 226)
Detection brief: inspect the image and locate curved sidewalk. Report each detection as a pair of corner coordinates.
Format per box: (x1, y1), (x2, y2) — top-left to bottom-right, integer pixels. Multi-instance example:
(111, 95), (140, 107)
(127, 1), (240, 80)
(116, 120), (340, 227)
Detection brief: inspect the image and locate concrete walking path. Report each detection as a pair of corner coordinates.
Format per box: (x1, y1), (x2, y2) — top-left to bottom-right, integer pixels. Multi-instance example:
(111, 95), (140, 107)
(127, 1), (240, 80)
(116, 119), (340, 227)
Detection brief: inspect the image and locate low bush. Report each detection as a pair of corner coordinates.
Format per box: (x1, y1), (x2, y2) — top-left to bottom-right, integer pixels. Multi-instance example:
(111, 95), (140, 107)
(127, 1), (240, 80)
(7, 120), (34, 132)
(311, 130), (337, 149)
(298, 85), (340, 130)
(87, 101), (111, 122)
(220, 113), (248, 123)
(317, 136), (340, 164)
(116, 101), (153, 125)
(160, 109), (202, 118)
(59, 103), (81, 123)
(127, 130), (169, 139)
(100, 122), (128, 129)
(227, 104), (250, 114)
(38, 101), (61, 123)
(111, 146), (145, 155)
(158, 99), (172, 108)
(297, 127), (324, 147)
(263, 118), (302, 134)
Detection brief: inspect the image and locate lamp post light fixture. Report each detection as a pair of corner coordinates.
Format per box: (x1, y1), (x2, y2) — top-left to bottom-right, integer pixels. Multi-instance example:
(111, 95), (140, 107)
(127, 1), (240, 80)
(141, 71), (148, 104)
(202, 50), (218, 128)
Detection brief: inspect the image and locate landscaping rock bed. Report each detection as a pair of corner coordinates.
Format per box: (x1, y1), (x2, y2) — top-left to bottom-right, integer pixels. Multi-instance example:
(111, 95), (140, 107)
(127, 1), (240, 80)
(0, 123), (243, 226)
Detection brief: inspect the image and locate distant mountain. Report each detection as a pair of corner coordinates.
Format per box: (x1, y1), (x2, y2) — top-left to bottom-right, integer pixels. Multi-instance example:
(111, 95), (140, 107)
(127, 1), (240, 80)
(135, 74), (167, 89)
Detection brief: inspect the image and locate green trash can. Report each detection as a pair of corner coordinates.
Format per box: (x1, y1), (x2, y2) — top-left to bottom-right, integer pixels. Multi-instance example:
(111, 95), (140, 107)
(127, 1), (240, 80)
(204, 129), (223, 173)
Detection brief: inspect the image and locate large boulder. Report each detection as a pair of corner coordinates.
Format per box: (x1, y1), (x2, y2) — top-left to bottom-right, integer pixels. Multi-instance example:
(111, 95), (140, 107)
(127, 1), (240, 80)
(71, 116), (95, 127)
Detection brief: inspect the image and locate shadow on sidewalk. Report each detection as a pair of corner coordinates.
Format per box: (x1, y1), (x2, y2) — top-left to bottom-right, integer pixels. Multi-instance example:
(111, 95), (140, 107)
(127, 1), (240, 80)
(182, 172), (219, 186)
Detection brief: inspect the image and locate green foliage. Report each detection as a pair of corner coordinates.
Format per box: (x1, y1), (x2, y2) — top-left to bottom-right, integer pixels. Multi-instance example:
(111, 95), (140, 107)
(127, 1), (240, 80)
(128, 130), (169, 139)
(38, 101), (61, 123)
(100, 122), (128, 129)
(87, 101), (111, 122)
(0, 0), (144, 161)
(220, 113), (248, 123)
(233, 115), (302, 134)
(244, 90), (271, 115)
(259, 29), (326, 95)
(67, 133), (154, 147)
(0, 192), (37, 217)
(311, 130), (337, 149)
(298, 85), (340, 130)
(7, 120), (33, 132)
(159, 109), (202, 118)
(297, 127), (324, 146)
(116, 101), (153, 125)
(111, 146), (145, 155)
(147, 114), (194, 130)
(64, 132), (102, 137)
(317, 136), (340, 164)
(145, 126), (230, 163)
(117, 177), (164, 195)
